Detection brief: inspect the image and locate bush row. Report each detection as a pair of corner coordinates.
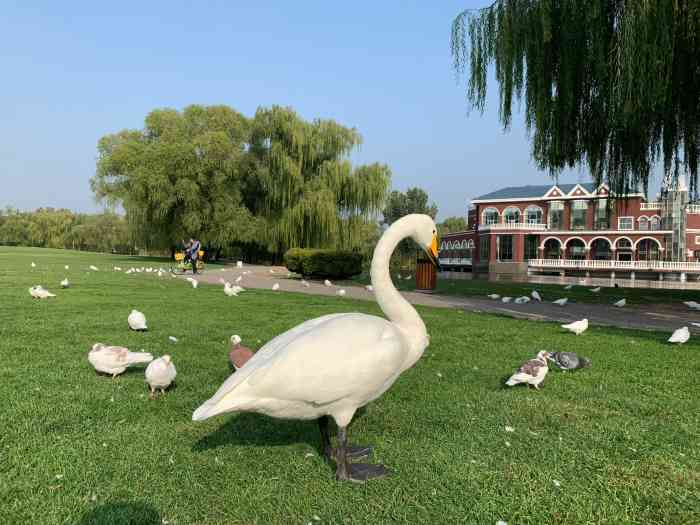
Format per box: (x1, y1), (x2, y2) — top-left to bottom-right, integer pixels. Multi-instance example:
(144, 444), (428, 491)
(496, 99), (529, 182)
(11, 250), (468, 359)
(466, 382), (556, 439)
(284, 248), (363, 278)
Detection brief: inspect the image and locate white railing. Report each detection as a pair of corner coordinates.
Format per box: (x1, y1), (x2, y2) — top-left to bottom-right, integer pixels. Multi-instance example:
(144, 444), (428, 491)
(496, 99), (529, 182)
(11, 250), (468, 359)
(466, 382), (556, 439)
(687, 204), (700, 214)
(479, 223), (548, 231)
(528, 258), (700, 272)
(438, 258), (472, 266)
(640, 202), (662, 210)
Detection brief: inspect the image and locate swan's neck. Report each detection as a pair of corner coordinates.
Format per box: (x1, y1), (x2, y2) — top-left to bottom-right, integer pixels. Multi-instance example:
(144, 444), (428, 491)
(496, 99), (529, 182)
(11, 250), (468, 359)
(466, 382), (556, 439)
(371, 218), (428, 360)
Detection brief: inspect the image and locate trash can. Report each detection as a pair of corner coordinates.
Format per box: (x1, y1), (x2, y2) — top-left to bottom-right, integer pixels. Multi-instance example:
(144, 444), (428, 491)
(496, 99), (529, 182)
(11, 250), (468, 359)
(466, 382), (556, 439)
(415, 256), (437, 293)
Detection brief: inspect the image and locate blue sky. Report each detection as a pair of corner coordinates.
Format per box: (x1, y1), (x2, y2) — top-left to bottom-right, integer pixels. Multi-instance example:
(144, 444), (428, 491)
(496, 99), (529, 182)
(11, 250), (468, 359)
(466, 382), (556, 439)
(2, 1), (625, 220)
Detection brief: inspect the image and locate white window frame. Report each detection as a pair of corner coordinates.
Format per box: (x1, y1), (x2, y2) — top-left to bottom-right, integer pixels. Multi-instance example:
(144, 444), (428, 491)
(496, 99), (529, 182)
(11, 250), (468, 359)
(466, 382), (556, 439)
(695, 235), (700, 245)
(482, 207), (500, 225)
(618, 216), (634, 231)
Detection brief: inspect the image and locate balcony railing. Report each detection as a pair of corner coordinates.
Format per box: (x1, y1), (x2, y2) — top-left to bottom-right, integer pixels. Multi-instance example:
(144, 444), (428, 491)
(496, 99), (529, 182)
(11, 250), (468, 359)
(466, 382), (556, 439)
(528, 258), (700, 272)
(640, 202), (662, 210)
(687, 204), (700, 214)
(438, 258), (472, 266)
(479, 222), (548, 231)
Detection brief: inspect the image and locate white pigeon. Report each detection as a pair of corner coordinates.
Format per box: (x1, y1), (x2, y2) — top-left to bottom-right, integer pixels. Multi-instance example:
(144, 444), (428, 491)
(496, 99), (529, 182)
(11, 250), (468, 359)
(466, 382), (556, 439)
(224, 282), (238, 297)
(31, 262), (36, 268)
(683, 301), (700, 310)
(236, 261), (243, 268)
(552, 298), (568, 306)
(668, 326), (690, 344)
(186, 277), (198, 289)
(157, 270), (164, 277)
(487, 294), (501, 300)
(324, 279), (333, 287)
(269, 269), (275, 274)
(64, 265), (69, 270)
(501, 297), (512, 303)
(89, 265), (99, 271)
(60, 278), (70, 289)
(272, 283), (280, 291)
(145, 355), (177, 397)
(590, 287), (601, 293)
(337, 289), (346, 297)
(405, 275), (412, 280)
(613, 298), (626, 307)
(170, 273), (177, 278)
(114, 266), (122, 271)
(365, 285), (374, 292)
(505, 351), (551, 389)
(514, 296), (530, 304)
(235, 275), (243, 283)
(127, 310), (147, 331)
(300, 279), (310, 287)
(561, 318), (588, 335)
(531, 290), (542, 302)
(29, 285), (55, 299)
(564, 284), (573, 290)
(88, 343), (153, 378)
(145, 268), (153, 273)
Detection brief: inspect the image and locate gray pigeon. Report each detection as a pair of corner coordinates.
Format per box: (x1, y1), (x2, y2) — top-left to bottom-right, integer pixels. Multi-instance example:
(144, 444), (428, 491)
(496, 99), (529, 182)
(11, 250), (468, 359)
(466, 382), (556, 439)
(548, 351), (591, 370)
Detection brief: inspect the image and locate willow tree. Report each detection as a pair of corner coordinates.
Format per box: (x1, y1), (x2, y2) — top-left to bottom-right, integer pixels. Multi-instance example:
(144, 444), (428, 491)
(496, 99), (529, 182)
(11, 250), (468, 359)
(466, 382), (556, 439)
(452, 1), (700, 195)
(245, 106), (391, 252)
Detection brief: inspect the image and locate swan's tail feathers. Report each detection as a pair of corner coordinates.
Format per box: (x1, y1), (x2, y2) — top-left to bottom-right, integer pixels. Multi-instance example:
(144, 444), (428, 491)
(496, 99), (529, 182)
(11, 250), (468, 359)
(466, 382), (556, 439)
(127, 352), (153, 365)
(505, 374), (524, 386)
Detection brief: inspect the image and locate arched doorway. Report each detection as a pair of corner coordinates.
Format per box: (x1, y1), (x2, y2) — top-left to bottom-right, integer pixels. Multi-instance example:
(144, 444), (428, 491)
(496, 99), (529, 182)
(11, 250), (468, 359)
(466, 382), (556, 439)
(543, 238), (562, 259)
(565, 238), (587, 260)
(590, 238), (612, 260)
(636, 238), (661, 261)
(615, 238), (634, 261)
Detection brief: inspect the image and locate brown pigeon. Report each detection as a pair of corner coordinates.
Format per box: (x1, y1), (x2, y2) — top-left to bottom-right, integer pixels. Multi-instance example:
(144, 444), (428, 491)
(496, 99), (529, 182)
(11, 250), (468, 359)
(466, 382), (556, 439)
(228, 335), (254, 370)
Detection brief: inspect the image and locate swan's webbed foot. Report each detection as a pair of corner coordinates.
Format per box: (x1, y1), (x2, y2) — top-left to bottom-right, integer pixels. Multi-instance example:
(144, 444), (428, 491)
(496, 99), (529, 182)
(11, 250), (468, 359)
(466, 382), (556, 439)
(325, 445), (373, 461)
(337, 462), (389, 483)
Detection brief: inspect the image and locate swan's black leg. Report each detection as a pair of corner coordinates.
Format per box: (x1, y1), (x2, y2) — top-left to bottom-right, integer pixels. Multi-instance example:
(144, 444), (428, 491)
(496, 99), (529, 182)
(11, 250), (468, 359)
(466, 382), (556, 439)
(317, 416), (372, 461)
(335, 426), (389, 483)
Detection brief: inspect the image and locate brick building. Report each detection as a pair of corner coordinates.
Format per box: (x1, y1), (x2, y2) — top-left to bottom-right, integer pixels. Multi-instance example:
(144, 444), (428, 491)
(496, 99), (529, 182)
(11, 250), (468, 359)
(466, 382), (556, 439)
(439, 180), (700, 280)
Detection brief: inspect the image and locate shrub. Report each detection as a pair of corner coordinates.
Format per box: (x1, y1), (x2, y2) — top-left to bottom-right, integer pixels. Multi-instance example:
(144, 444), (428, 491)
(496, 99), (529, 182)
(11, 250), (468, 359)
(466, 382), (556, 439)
(284, 248), (363, 278)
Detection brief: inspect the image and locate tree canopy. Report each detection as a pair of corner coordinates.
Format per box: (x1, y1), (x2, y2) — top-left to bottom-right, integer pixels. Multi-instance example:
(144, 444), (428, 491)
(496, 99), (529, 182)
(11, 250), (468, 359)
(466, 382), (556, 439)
(92, 105), (391, 253)
(382, 187), (438, 264)
(451, 1), (700, 196)
(438, 216), (468, 235)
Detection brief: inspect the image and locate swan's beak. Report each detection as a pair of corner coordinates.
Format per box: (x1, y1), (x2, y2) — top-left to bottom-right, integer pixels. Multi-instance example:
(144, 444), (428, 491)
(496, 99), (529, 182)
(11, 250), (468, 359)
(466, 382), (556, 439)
(424, 235), (440, 270)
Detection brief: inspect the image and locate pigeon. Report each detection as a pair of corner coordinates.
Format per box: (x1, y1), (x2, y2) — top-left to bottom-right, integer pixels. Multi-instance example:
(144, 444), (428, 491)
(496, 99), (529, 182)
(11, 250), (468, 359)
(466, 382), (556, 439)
(590, 287), (601, 293)
(29, 285), (55, 299)
(531, 290), (542, 302)
(548, 351), (591, 370)
(561, 318), (588, 335)
(300, 279), (310, 288)
(31, 262), (36, 268)
(514, 296), (530, 304)
(488, 294), (501, 300)
(692, 322), (700, 328)
(336, 289), (346, 297)
(136, 268), (142, 273)
(114, 266), (122, 271)
(64, 265), (69, 270)
(168, 336), (178, 343)
(186, 277), (198, 289)
(405, 275), (412, 280)
(668, 326), (690, 344)
(89, 265), (99, 271)
(505, 351), (551, 389)
(60, 278), (70, 289)
(683, 301), (700, 310)
(501, 297), (513, 303)
(157, 270), (164, 277)
(324, 279), (333, 287)
(563, 284), (573, 290)
(127, 310), (147, 331)
(228, 335), (254, 370)
(365, 285), (374, 292)
(145, 268), (153, 273)
(272, 283), (280, 291)
(88, 343), (153, 378)
(145, 355), (177, 398)
(613, 298), (626, 307)
(224, 282), (238, 297)
(552, 298), (568, 306)
(236, 261), (243, 268)
(235, 275), (243, 283)
(269, 269), (275, 274)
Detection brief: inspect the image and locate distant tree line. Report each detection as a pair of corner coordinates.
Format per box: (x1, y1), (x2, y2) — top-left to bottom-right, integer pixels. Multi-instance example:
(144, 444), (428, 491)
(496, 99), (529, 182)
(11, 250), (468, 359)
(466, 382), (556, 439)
(0, 207), (132, 253)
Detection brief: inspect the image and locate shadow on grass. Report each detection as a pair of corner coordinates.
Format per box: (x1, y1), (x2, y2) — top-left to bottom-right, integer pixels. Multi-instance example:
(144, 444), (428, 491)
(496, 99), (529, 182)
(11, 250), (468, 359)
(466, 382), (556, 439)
(77, 501), (161, 525)
(192, 408), (370, 455)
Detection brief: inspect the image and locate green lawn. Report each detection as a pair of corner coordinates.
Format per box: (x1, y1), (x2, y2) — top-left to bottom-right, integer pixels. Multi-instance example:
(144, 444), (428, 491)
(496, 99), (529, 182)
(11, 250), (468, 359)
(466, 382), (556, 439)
(1, 246), (698, 524)
(351, 272), (700, 306)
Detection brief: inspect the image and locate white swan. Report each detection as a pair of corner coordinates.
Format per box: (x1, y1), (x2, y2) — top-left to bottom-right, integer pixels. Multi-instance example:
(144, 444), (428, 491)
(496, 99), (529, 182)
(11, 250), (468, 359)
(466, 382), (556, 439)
(192, 214), (439, 482)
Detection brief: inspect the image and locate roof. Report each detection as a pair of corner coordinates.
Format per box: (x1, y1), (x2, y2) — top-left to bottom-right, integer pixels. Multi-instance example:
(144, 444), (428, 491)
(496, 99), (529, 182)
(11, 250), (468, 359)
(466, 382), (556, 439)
(474, 183), (598, 201)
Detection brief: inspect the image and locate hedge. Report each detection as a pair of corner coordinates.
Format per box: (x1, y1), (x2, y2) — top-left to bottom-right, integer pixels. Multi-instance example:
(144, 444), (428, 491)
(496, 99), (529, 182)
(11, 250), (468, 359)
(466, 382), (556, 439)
(284, 248), (363, 278)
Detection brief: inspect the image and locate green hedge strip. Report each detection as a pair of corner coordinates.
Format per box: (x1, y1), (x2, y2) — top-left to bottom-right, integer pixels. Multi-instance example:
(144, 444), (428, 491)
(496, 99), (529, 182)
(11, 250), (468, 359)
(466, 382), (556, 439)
(284, 248), (363, 278)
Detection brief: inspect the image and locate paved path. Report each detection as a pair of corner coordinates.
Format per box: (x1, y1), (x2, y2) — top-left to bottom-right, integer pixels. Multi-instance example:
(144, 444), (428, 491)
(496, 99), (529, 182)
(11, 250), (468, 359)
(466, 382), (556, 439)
(192, 264), (700, 334)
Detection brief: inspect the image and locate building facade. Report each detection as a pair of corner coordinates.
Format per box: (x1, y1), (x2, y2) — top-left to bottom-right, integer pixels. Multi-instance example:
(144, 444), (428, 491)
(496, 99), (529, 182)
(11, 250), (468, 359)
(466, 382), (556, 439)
(439, 181), (700, 280)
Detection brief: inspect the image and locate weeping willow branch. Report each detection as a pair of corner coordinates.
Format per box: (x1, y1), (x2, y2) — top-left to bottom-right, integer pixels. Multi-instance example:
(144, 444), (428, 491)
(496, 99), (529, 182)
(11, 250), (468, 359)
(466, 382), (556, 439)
(452, 0), (700, 196)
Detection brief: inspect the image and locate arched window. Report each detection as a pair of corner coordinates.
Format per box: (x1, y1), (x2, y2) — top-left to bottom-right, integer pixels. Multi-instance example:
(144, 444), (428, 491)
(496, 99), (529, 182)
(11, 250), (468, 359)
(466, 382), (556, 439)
(525, 206), (543, 224)
(503, 207), (521, 224)
(638, 217), (649, 231)
(482, 208), (500, 225)
(650, 216), (661, 230)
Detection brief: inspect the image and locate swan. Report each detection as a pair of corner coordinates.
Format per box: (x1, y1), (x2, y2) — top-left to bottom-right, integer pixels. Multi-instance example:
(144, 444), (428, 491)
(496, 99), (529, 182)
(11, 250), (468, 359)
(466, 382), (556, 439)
(192, 214), (440, 482)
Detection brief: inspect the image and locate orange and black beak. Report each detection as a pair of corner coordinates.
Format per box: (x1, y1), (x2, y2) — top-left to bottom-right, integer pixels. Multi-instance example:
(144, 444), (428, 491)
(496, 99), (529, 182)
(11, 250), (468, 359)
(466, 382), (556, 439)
(424, 234), (440, 271)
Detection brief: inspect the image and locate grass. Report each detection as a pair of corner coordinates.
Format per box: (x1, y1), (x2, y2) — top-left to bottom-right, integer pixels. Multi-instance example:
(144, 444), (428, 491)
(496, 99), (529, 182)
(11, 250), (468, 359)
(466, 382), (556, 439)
(1, 246), (698, 524)
(351, 272), (700, 306)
